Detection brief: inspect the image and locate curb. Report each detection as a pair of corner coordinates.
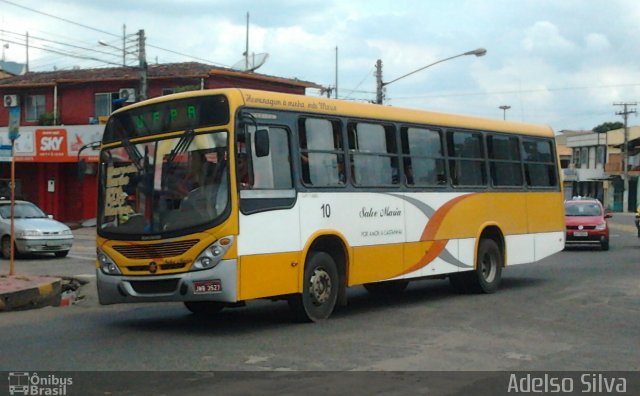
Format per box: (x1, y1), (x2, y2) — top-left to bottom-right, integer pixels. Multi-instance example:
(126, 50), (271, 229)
(0, 275), (62, 312)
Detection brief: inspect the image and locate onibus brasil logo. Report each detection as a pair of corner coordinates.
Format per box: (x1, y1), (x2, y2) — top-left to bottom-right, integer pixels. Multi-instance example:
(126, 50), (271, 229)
(8, 372), (73, 395)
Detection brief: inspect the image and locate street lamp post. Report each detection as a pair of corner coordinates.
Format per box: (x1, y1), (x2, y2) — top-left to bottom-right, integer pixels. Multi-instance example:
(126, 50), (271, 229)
(499, 105), (511, 120)
(375, 48), (486, 104)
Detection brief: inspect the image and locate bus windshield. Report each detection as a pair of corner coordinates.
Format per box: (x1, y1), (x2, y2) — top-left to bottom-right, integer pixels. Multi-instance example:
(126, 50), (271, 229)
(98, 130), (230, 236)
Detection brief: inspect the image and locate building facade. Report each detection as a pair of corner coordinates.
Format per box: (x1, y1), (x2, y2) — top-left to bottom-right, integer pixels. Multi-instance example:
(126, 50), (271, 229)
(0, 63), (320, 222)
(562, 127), (640, 211)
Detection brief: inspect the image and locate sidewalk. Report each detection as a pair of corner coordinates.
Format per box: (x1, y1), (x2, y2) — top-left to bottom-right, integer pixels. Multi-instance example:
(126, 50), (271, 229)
(0, 224), (96, 312)
(0, 274), (61, 311)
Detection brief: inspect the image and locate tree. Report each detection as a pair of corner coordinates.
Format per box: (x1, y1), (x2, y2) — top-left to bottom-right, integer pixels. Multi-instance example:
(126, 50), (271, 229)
(593, 122), (623, 134)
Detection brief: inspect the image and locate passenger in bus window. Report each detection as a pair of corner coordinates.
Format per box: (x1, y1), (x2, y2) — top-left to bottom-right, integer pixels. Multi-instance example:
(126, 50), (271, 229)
(337, 155), (346, 184)
(237, 152), (250, 189)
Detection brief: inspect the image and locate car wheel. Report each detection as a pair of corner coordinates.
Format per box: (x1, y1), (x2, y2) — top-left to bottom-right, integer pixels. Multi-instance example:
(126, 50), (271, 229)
(289, 251), (339, 322)
(601, 239), (610, 251)
(55, 251), (69, 258)
(184, 301), (225, 316)
(1, 236), (17, 259)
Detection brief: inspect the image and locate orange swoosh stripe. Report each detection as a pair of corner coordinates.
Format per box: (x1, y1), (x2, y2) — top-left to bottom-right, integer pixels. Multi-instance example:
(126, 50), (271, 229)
(420, 194), (473, 241)
(396, 239), (448, 277)
(392, 193), (476, 278)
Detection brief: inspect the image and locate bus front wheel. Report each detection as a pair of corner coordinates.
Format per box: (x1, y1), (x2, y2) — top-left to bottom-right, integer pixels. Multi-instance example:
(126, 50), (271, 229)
(450, 238), (502, 294)
(289, 251), (339, 322)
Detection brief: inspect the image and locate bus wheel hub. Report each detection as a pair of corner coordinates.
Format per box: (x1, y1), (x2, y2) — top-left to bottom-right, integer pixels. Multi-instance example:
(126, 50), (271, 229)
(310, 269), (331, 304)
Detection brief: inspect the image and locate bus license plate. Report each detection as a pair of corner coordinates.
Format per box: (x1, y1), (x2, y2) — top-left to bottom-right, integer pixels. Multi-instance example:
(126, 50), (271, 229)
(573, 231), (588, 237)
(193, 280), (222, 294)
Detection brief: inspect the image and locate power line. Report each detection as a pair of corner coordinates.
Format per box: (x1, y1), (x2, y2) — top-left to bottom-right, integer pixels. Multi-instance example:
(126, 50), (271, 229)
(1, 29), (119, 59)
(1, 37), (122, 67)
(341, 66), (375, 100)
(1, 0), (229, 68)
(387, 82), (640, 102)
(145, 43), (228, 67)
(0, 0), (119, 38)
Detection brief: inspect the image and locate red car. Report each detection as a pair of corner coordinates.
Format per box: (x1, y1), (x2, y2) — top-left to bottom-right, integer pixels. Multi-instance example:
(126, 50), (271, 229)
(564, 198), (611, 250)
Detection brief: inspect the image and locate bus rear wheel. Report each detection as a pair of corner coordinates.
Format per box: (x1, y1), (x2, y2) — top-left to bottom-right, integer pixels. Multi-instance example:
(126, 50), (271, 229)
(289, 251), (339, 322)
(184, 301), (225, 316)
(450, 238), (502, 294)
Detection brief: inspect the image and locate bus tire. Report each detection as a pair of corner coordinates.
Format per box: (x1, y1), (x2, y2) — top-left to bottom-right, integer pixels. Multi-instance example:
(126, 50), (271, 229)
(289, 251), (339, 322)
(450, 238), (502, 294)
(184, 301), (225, 316)
(363, 280), (409, 297)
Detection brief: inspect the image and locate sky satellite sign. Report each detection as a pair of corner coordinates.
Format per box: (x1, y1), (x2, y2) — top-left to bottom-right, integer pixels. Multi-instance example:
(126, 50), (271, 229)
(0, 144), (11, 162)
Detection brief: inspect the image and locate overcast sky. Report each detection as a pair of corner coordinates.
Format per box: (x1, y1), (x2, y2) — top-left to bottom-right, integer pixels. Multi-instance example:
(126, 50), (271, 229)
(2, 0), (640, 132)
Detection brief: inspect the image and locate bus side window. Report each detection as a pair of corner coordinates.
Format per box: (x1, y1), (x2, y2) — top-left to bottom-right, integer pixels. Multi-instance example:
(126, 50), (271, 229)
(522, 138), (557, 187)
(348, 122), (398, 186)
(401, 126), (445, 186)
(299, 117), (344, 187)
(448, 130), (486, 187)
(251, 127), (292, 190)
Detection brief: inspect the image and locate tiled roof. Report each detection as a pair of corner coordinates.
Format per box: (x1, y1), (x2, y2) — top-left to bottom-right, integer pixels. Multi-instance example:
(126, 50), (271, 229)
(0, 62), (321, 89)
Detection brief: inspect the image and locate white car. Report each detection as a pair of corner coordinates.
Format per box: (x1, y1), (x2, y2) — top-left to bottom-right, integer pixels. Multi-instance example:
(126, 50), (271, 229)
(0, 200), (74, 258)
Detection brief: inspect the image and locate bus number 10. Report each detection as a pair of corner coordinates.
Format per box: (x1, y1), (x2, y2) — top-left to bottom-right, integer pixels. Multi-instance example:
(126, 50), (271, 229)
(321, 203), (331, 218)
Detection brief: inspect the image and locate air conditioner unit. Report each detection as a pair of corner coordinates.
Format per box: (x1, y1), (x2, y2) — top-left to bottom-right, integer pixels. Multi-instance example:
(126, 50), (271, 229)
(3, 95), (19, 107)
(119, 88), (136, 103)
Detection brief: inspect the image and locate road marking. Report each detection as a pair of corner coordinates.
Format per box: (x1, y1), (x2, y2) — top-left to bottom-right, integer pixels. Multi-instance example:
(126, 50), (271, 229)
(68, 255), (95, 261)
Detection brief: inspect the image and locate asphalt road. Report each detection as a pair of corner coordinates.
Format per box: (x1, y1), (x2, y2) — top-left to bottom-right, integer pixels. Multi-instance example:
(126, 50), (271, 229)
(1, 214), (638, 395)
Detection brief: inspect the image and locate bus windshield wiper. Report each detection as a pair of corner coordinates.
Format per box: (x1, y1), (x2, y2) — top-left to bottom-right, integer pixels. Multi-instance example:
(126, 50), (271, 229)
(166, 128), (195, 165)
(122, 137), (144, 172)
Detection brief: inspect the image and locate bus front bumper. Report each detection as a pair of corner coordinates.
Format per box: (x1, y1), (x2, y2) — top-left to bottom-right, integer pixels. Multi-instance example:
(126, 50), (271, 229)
(97, 259), (238, 305)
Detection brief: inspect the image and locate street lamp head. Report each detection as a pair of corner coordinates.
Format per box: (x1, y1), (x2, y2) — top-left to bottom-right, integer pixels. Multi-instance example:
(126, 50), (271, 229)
(377, 47), (487, 104)
(465, 48), (487, 57)
(98, 40), (108, 46)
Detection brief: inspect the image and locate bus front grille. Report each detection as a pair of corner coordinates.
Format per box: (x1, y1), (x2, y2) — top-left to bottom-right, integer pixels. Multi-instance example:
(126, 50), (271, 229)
(127, 262), (190, 272)
(113, 239), (199, 259)
(129, 279), (180, 294)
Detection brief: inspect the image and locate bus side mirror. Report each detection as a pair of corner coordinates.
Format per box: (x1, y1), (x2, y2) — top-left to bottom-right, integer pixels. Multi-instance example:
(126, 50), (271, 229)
(254, 129), (270, 158)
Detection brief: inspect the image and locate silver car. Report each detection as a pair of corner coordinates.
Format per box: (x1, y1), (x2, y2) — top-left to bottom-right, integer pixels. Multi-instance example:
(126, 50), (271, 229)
(0, 200), (74, 258)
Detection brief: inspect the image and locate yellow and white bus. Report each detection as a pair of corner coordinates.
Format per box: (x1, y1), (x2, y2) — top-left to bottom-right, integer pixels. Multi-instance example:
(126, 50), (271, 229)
(96, 88), (565, 321)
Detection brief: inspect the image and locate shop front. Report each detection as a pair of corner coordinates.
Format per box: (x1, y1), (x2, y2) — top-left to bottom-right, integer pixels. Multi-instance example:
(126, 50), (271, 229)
(0, 125), (102, 223)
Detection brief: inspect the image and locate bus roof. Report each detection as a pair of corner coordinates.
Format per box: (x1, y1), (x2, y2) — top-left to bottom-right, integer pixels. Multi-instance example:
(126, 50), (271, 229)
(113, 88), (554, 138)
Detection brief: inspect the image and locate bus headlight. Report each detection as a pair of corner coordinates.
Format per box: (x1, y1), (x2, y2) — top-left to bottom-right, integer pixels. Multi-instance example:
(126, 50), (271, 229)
(97, 248), (121, 275)
(192, 236), (234, 270)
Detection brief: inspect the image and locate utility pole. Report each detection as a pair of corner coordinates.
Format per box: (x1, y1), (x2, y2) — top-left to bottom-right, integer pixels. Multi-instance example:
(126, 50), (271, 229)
(25, 31), (29, 73)
(614, 102), (637, 212)
(138, 29), (148, 101)
(335, 46), (338, 99)
(375, 59), (384, 104)
(122, 24), (126, 66)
